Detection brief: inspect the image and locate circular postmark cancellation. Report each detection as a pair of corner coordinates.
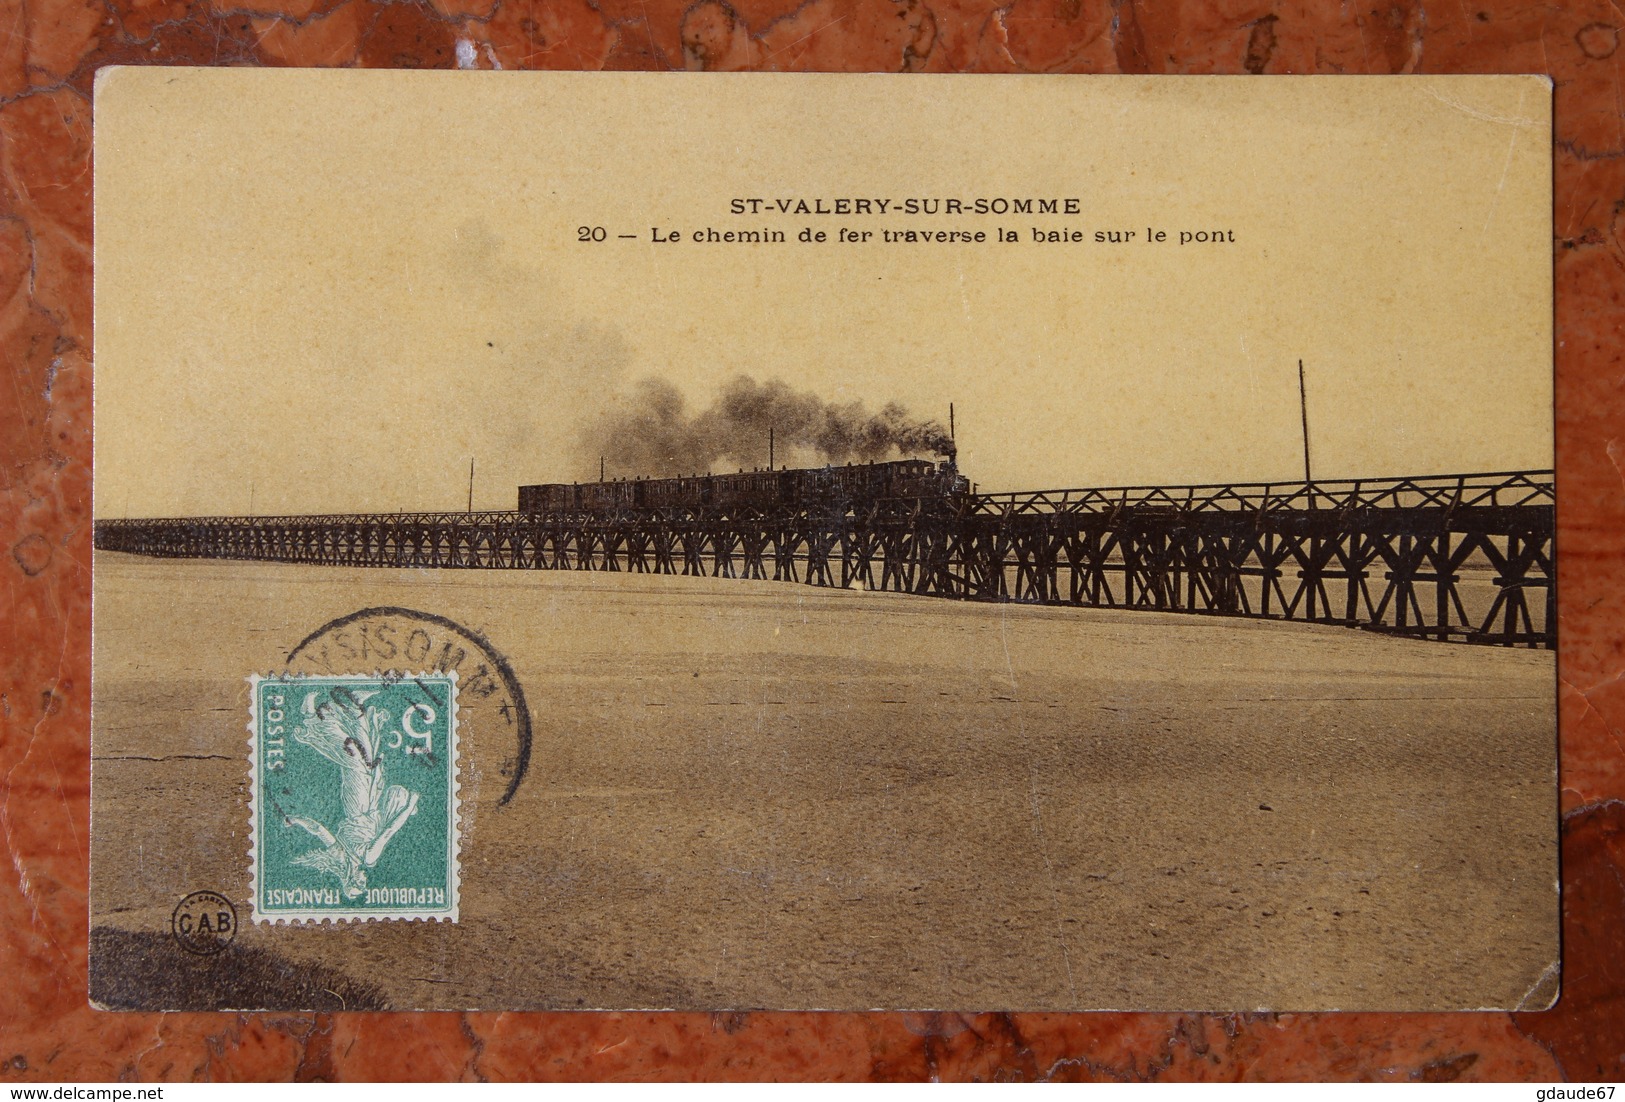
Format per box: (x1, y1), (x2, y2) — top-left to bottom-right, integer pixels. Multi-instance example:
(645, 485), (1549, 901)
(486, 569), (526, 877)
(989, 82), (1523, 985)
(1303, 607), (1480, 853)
(284, 607), (532, 806)
(247, 607), (532, 925)
(172, 890), (238, 954)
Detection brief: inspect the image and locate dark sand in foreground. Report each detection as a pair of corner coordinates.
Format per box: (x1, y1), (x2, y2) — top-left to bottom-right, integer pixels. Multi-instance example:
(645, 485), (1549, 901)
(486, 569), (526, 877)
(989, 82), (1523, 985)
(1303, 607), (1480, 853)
(90, 553), (1557, 1010)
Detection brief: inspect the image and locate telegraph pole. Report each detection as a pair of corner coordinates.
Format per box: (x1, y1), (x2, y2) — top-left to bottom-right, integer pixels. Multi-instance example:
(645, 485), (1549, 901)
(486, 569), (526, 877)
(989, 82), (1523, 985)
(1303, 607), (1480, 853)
(1298, 360), (1312, 484)
(467, 457), (475, 513)
(769, 426), (775, 470)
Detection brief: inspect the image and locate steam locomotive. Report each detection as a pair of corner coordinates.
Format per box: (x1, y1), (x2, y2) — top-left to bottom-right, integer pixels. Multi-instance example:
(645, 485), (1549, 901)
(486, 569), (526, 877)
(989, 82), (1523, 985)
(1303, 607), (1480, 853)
(518, 457), (968, 514)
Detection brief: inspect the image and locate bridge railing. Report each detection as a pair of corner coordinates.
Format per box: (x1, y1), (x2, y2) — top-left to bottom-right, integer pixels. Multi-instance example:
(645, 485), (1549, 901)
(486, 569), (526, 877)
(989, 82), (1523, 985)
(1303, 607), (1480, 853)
(94, 509), (532, 530)
(93, 471), (1556, 532)
(970, 470), (1555, 516)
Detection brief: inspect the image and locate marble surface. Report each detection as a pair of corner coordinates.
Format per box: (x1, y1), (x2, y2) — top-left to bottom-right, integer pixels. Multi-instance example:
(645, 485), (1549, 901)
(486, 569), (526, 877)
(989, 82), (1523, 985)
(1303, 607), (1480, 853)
(2, 0), (1623, 1082)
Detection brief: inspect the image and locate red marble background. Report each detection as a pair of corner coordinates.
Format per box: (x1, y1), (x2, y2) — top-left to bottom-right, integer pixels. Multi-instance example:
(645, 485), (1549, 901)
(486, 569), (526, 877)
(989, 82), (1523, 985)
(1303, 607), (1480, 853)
(2, 0), (1622, 1082)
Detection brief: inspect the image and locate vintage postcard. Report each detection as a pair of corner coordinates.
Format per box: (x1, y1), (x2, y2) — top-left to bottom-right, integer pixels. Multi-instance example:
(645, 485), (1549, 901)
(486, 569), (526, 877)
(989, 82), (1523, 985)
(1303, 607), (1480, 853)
(90, 70), (1556, 1010)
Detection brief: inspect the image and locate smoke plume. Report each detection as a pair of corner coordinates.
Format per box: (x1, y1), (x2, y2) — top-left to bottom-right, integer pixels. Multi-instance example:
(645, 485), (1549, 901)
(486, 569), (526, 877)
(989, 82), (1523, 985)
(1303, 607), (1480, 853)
(583, 376), (954, 477)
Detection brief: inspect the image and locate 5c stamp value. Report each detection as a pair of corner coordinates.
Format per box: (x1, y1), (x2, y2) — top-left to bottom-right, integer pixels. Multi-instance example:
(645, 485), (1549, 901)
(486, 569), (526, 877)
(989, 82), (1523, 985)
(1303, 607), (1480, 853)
(250, 673), (460, 923)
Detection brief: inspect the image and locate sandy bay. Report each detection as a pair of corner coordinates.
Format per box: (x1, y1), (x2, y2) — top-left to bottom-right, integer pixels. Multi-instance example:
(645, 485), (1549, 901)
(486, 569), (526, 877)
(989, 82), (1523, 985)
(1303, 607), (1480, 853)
(90, 552), (1556, 1010)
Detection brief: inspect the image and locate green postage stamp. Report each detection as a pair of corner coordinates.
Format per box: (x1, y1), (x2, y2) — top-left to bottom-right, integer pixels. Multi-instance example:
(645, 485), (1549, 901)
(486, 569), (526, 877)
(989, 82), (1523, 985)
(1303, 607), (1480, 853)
(249, 673), (460, 923)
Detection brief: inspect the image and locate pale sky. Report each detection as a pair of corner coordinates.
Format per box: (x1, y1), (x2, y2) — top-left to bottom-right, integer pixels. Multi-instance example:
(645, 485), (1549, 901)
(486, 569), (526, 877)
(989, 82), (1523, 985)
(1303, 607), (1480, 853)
(95, 70), (1552, 516)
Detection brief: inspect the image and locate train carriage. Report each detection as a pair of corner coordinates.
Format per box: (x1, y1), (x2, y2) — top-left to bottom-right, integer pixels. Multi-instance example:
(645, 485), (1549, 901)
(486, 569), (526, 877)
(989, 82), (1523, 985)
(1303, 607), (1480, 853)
(518, 458), (965, 515)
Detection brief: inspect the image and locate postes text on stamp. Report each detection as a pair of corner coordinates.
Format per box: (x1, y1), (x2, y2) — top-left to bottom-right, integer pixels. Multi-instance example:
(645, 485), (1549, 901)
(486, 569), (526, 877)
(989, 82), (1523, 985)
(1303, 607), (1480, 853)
(250, 673), (459, 923)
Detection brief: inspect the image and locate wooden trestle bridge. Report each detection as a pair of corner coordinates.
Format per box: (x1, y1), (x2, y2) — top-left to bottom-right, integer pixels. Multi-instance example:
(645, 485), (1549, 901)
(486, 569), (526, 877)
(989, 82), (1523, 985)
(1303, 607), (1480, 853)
(94, 470), (1555, 648)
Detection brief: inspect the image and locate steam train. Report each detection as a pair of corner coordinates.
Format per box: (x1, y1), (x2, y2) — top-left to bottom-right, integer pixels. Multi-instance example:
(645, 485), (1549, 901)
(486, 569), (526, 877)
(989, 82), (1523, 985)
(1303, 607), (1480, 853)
(518, 457), (968, 514)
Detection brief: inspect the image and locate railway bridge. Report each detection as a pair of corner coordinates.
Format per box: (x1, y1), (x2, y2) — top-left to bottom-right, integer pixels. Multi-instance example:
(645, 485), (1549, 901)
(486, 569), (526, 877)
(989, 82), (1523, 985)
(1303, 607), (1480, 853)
(93, 470), (1555, 648)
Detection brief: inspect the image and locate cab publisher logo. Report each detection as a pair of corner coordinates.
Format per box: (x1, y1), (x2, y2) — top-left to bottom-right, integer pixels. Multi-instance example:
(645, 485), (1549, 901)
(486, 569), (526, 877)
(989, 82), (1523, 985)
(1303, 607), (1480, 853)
(171, 890), (236, 955)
